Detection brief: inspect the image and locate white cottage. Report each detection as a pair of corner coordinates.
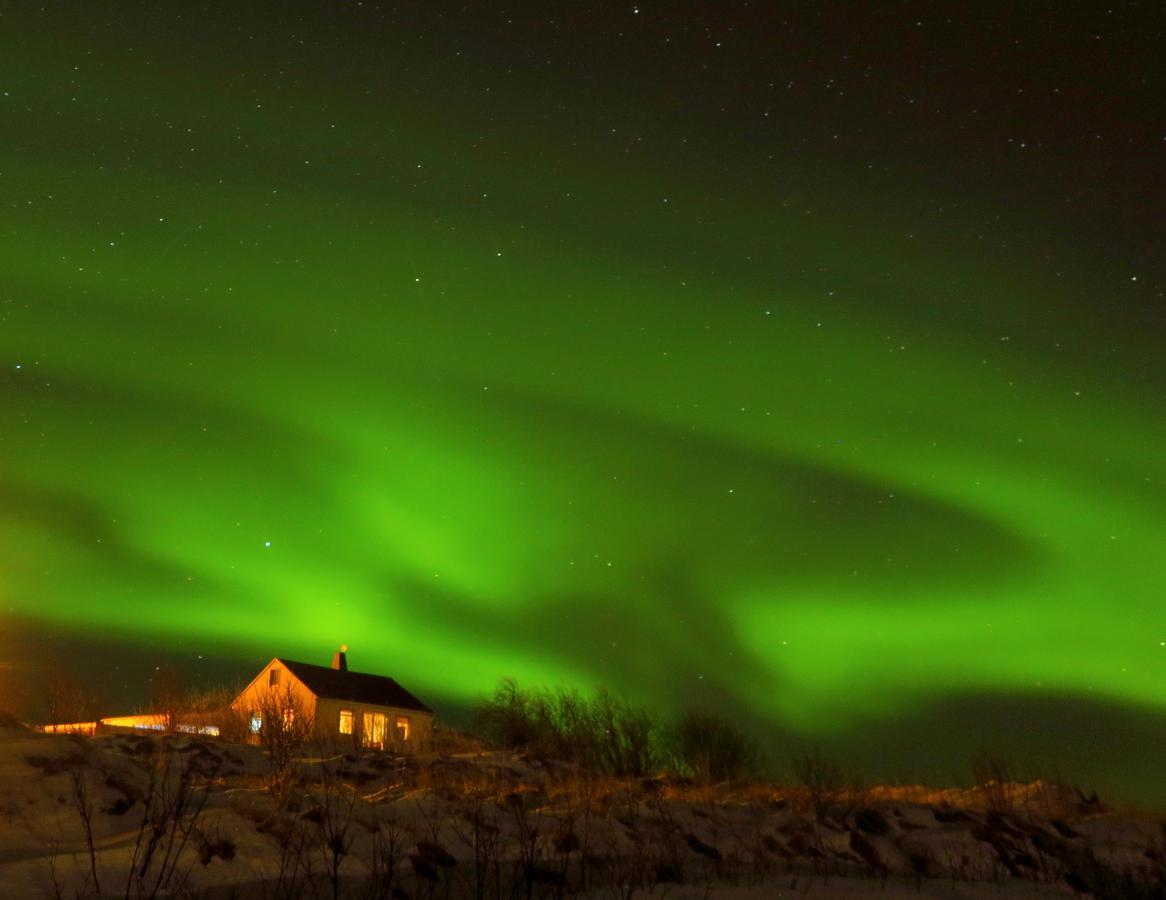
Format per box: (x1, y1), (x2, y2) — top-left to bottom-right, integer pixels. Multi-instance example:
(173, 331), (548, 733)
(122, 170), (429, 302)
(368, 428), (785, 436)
(231, 647), (433, 751)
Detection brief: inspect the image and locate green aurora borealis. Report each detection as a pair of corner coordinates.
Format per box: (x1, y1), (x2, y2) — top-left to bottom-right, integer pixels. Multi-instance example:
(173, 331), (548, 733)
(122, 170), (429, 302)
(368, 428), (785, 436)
(1, 5), (1164, 802)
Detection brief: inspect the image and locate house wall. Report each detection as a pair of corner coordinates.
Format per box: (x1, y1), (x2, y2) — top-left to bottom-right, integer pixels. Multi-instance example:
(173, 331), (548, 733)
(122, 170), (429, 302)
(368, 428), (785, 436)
(230, 659), (320, 731)
(315, 697), (433, 753)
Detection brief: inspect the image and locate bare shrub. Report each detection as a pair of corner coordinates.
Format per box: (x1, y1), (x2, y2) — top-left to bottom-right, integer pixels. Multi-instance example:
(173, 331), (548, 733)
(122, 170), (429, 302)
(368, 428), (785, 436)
(215, 703), (254, 744)
(475, 678), (532, 748)
(67, 759), (102, 895)
(448, 788), (502, 900)
(254, 686), (316, 804)
(183, 682), (238, 730)
(362, 796), (406, 900)
(185, 683), (237, 711)
(54, 737), (221, 898)
(592, 688), (662, 778)
(673, 710), (758, 783)
(792, 747), (845, 820)
(261, 811), (313, 900)
(502, 789), (557, 897)
(124, 738), (222, 898)
(0, 663), (31, 722)
(46, 675), (100, 730)
(474, 678), (665, 777)
(972, 752), (1017, 813)
(301, 756), (357, 900)
(149, 665), (188, 734)
(430, 717), (487, 756)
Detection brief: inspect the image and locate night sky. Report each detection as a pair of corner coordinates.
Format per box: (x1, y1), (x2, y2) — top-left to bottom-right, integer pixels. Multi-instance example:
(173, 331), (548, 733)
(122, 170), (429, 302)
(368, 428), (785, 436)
(2, 4), (1164, 804)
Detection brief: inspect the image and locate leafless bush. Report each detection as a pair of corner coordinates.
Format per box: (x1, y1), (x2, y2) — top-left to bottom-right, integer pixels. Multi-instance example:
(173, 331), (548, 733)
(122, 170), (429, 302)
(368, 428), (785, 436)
(149, 665), (188, 734)
(46, 675), (99, 730)
(972, 752), (1017, 814)
(643, 788), (688, 886)
(474, 679), (665, 778)
(184, 683), (238, 712)
(45, 842), (67, 900)
(67, 760), (102, 895)
(124, 738), (222, 898)
(592, 688), (661, 778)
(259, 809), (312, 900)
(792, 747), (845, 820)
(568, 775), (602, 895)
(592, 824), (653, 900)
(475, 678), (537, 749)
(430, 717), (487, 756)
(449, 789), (503, 900)
(301, 756), (358, 900)
(362, 796), (406, 900)
(55, 737), (221, 899)
(502, 789), (559, 898)
(0, 664), (31, 723)
(215, 703), (254, 745)
(673, 710), (758, 783)
(253, 687), (315, 805)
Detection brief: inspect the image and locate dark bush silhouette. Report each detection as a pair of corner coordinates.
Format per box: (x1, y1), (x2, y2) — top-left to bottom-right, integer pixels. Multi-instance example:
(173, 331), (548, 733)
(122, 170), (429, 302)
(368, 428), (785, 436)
(792, 746), (845, 818)
(474, 678), (664, 777)
(150, 665), (188, 734)
(672, 709), (758, 782)
(46, 675), (100, 730)
(971, 751), (1017, 813)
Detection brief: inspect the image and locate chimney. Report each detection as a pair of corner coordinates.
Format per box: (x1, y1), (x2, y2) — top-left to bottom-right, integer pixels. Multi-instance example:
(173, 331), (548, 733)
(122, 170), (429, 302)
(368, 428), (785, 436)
(331, 644), (348, 672)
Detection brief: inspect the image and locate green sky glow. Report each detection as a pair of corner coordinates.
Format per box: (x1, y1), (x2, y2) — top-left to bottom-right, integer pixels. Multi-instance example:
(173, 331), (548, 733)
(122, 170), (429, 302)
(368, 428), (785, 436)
(1, 4), (1163, 804)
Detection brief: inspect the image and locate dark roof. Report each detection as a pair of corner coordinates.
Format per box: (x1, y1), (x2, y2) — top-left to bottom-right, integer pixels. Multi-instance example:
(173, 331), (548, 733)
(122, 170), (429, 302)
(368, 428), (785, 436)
(277, 659), (432, 713)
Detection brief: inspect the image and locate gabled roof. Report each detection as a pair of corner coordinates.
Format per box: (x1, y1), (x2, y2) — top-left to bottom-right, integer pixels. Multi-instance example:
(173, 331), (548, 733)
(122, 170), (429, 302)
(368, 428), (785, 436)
(276, 658), (432, 713)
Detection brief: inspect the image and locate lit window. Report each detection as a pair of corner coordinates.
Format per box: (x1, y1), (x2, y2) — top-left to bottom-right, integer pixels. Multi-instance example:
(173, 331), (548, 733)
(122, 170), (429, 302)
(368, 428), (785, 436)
(362, 712), (386, 749)
(283, 707), (296, 728)
(250, 713), (262, 733)
(395, 716), (410, 742)
(339, 710), (353, 735)
(269, 668), (281, 687)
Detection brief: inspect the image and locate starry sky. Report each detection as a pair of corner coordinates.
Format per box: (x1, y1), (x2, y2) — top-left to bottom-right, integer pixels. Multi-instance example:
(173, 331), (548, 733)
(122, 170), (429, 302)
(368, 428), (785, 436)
(1, 3), (1164, 804)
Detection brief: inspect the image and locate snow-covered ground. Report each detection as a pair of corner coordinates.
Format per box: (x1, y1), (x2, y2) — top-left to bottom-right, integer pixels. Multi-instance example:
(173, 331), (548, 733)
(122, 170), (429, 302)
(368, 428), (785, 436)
(0, 725), (1161, 898)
